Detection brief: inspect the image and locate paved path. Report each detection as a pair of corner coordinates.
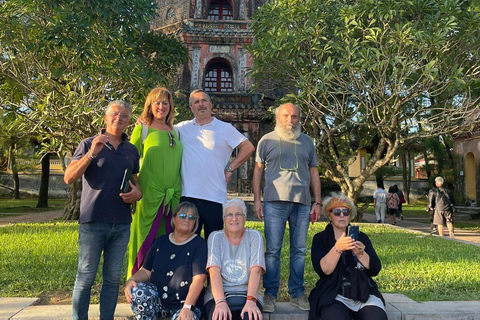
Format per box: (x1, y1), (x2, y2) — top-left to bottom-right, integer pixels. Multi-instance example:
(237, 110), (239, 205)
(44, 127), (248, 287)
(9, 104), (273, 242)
(0, 209), (64, 226)
(362, 213), (480, 246)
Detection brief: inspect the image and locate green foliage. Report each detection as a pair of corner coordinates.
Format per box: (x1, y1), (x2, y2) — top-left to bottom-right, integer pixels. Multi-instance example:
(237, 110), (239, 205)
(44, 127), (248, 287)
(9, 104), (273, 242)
(248, 0), (480, 204)
(1, 222), (480, 301)
(0, 0), (189, 156)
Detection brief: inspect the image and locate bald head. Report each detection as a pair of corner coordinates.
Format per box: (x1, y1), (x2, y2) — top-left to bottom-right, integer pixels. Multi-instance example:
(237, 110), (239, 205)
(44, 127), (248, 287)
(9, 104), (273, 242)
(275, 103), (300, 129)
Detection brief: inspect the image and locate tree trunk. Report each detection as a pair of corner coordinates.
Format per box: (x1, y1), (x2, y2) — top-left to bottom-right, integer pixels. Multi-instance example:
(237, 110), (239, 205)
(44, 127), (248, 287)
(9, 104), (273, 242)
(36, 153), (50, 208)
(63, 181), (81, 220)
(8, 138), (20, 199)
(401, 151), (409, 204)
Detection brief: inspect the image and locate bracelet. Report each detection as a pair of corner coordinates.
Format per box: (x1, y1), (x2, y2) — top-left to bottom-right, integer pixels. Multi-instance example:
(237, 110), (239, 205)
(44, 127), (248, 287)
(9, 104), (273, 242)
(334, 247), (342, 254)
(127, 277), (135, 282)
(215, 298), (227, 305)
(247, 296), (257, 303)
(314, 202), (322, 206)
(357, 253), (363, 259)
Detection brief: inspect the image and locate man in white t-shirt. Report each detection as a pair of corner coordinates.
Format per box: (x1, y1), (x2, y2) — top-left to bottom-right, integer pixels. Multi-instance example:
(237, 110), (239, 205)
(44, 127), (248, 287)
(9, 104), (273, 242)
(177, 89), (255, 241)
(373, 183), (388, 223)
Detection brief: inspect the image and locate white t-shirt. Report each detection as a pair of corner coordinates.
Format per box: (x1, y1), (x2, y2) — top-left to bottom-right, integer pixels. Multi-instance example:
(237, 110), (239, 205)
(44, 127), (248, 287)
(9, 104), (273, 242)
(176, 118), (247, 204)
(373, 188), (388, 204)
(205, 229), (266, 304)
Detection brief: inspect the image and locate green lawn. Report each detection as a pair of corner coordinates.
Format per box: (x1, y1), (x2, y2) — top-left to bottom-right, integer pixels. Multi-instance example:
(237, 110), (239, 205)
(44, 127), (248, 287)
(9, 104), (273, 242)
(0, 198), (66, 213)
(1, 221), (480, 304)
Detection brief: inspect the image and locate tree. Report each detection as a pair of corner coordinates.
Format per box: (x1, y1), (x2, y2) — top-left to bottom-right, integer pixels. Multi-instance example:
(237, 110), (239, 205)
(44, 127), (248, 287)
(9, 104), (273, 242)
(0, 0), (189, 217)
(0, 109), (38, 199)
(249, 0), (480, 217)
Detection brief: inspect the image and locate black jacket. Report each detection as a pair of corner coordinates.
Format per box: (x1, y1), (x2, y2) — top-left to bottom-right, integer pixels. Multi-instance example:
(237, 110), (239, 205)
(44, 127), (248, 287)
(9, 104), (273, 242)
(308, 223), (384, 320)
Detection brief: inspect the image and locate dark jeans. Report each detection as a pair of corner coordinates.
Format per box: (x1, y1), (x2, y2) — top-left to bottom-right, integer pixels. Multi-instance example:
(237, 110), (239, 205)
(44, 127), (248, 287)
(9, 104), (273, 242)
(180, 197), (223, 241)
(72, 222), (130, 320)
(204, 299), (263, 320)
(320, 301), (387, 320)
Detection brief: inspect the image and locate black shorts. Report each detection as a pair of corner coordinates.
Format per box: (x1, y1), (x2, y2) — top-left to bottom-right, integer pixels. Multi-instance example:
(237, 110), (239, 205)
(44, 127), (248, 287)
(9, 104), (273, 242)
(388, 208), (397, 216)
(433, 210), (453, 225)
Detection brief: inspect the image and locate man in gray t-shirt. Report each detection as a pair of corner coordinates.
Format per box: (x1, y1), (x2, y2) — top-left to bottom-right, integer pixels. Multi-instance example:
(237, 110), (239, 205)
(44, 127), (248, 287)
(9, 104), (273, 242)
(252, 103), (322, 312)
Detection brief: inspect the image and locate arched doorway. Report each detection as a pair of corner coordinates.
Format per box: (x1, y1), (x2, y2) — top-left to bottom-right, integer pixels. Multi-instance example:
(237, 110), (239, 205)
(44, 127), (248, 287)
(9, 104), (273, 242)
(465, 152), (476, 201)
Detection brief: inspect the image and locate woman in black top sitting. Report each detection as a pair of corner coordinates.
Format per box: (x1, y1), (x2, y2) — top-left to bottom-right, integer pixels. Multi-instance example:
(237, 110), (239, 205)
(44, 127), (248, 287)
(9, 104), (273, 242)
(125, 202), (207, 320)
(309, 192), (387, 320)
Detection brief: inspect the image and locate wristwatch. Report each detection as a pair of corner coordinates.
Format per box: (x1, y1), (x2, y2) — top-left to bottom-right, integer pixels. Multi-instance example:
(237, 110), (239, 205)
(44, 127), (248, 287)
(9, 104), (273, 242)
(225, 164), (233, 172)
(87, 151), (98, 160)
(183, 304), (194, 311)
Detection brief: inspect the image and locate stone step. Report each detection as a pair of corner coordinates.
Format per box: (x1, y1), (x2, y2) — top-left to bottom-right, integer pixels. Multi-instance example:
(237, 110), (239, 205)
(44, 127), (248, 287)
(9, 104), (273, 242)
(5, 295), (480, 320)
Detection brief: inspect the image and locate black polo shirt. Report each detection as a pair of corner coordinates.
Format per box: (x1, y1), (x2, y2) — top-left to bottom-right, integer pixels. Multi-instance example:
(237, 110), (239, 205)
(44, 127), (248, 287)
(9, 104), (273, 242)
(72, 132), (139, 224)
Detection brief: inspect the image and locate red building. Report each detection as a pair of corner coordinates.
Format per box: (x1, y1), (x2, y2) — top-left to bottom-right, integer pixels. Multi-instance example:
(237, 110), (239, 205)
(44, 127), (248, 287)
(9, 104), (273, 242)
(154, 0), (274, 194)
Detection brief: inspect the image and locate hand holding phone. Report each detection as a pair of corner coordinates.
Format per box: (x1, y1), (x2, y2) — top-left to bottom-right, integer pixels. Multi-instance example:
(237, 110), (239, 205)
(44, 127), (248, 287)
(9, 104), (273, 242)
(120, 168), (133, 193)
(347, 225), (359, 241)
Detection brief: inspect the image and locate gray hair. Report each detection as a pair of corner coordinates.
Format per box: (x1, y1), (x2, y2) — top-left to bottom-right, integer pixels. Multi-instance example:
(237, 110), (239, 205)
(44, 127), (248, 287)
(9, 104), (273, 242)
(223, 198), (247, 218)
(189, 89), (212, 106)
(105, 100), (132, 116)
(435, 176), (444, 186)
(171, 202), (199, 234)
(322, 192), (357, 220)
(274, 103), (302, 118)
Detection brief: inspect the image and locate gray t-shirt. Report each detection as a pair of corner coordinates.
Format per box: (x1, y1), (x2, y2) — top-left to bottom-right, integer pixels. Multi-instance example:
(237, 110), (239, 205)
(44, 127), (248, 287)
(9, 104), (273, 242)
(205, 229), (265, 304)
(256, 131), (318, 205)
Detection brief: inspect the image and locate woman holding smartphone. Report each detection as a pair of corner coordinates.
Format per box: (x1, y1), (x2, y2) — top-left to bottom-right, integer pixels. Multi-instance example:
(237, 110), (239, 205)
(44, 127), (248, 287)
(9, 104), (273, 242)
(308, 192), (387, 320)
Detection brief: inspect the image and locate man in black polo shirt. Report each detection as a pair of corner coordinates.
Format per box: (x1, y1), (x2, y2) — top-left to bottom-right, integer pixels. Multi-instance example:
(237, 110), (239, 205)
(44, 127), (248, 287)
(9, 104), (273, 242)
(64, 100), (142, 320)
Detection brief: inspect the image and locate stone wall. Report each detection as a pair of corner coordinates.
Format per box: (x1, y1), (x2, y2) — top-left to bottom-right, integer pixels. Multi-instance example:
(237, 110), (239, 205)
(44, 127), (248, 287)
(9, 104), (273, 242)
(0, 172), (69, 198)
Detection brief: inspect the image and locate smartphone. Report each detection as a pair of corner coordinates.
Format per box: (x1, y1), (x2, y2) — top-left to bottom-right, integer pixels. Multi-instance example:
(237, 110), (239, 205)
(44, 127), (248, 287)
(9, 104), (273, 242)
(347, 225), (359, 241)
(120, 168), (133, 193)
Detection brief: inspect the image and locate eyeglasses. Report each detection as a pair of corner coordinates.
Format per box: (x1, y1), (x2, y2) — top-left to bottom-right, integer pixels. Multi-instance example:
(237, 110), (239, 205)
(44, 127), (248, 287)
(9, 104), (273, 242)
(224, 213), (245, 220)
(279, 139), (298, 171)
(332, 208), (351, 217)
(108, 112), (129, 120)
(168, 131), (176, 147)
(177, 213), (196, 221)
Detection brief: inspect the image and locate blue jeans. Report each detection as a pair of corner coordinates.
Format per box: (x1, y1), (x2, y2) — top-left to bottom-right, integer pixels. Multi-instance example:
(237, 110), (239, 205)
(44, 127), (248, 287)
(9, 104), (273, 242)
(263, 201), (310, 299)
(72, 222), (130, 320)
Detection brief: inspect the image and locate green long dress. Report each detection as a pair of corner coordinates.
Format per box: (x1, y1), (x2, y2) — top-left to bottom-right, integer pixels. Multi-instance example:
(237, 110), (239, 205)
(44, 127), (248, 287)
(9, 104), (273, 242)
(127, 124), (182, 278)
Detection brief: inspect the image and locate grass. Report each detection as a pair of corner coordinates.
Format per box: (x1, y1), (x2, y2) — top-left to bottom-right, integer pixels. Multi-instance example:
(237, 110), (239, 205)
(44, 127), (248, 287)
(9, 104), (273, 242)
(1, 222), (480, 304)
(0, 198), (66, 213)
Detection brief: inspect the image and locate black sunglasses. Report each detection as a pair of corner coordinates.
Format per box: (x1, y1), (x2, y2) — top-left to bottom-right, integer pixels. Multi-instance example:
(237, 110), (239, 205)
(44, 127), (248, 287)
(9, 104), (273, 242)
(332, 208), (351, 217)
(168, 131), (176, 147)
(177, 213), (196, 221)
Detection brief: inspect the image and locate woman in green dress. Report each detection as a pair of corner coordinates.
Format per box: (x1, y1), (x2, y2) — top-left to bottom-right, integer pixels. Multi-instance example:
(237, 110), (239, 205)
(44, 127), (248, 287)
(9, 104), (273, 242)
(127, 87), (182, 278)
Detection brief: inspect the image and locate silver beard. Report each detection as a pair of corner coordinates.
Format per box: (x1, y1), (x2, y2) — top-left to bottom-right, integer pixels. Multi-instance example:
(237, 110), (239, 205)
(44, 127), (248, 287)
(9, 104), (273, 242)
(275, 123), (301, 140)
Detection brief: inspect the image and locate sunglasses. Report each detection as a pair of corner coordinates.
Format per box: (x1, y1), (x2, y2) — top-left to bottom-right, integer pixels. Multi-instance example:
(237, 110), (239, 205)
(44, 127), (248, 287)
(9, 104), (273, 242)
(177, 213), (196, 221)
(168, 131), (176, 147)
(332, 208), (351, 217)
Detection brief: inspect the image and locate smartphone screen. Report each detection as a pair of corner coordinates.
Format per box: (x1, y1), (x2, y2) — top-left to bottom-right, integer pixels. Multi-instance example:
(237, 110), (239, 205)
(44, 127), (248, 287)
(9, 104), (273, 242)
(347, 225), (359, 241)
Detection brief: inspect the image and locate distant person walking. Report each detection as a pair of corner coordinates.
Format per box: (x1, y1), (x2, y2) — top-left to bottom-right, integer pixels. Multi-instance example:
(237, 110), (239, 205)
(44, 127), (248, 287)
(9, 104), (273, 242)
(393, 185), (405, 220)
(373, 184), (388, 223)
(428, 176), (455, 238)
(386, 186), (400, 225)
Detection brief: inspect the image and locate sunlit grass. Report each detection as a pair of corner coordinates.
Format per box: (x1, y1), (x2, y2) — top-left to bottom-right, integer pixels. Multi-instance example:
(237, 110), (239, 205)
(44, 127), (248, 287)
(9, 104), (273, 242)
(1, 222), (480, 304)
